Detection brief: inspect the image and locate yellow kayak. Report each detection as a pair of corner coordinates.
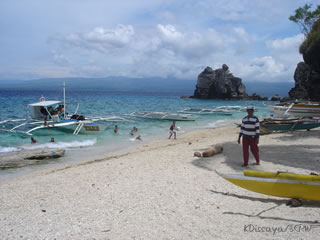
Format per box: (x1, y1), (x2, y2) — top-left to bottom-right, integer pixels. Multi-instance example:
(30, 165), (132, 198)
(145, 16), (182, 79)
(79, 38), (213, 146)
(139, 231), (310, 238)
(216, 170), (320, 201)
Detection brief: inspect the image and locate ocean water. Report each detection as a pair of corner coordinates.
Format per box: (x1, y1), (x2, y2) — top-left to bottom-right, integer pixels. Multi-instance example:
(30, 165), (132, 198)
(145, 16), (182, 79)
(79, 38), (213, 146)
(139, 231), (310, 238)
(0, 89), (274, 174)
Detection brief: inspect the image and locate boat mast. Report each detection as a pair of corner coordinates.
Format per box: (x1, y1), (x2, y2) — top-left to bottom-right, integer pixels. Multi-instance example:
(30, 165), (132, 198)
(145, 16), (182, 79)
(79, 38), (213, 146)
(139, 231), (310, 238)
(63, 81), (66, 117)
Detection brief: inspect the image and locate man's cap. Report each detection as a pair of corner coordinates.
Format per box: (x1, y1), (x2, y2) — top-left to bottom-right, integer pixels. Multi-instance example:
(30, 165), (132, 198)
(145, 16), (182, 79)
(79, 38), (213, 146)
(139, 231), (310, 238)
(246, 106), (254, 110)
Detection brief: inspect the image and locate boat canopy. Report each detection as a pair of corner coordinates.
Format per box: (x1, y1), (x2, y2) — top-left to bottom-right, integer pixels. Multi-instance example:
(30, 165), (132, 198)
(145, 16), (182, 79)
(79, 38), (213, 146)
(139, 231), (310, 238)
(28, 100), (62, 107)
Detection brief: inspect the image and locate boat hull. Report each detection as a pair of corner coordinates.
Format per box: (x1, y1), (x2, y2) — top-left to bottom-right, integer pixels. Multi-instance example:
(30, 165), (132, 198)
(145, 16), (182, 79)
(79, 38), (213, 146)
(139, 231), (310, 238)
(267, 105), (320, 118)
(261, 121), (320, 131)
(216, 171), (320, 201)
(49, 120), (107, 134)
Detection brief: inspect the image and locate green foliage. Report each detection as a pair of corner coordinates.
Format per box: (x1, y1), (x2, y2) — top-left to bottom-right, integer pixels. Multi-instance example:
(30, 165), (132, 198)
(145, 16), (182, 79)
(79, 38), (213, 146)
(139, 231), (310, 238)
(300, 18), (320, 72)
(289, 4), (320, 36)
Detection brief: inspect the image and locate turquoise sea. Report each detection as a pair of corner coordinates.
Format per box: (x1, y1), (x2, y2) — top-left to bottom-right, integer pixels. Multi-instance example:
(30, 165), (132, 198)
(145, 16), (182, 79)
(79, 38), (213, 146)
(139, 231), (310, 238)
(0, 89), (274, 175)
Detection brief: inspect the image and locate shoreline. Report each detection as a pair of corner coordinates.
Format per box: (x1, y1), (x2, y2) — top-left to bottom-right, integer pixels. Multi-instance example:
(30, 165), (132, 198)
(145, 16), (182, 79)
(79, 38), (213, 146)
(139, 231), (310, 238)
(1, 125), (320, 239)
(0, 119), (237, 180)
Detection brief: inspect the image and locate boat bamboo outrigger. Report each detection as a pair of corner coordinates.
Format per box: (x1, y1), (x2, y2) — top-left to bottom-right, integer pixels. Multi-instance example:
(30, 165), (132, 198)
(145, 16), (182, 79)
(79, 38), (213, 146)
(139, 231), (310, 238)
(178, 108), (233, 116)
(0, 83), (128, 136)
(266, 101), (320, 118)
(260, 118), (320, 131)
(126, 111), (197, 121)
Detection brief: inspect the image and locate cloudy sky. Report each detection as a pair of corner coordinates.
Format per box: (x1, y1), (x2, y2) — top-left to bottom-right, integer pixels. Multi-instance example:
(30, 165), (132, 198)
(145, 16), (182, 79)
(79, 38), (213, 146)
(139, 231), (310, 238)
(0, 0), (319, 82)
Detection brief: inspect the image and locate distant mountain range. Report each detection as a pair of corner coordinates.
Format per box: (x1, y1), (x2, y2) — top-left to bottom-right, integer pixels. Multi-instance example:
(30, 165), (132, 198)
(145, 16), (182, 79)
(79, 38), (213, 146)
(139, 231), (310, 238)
(0, 77), (294, 97)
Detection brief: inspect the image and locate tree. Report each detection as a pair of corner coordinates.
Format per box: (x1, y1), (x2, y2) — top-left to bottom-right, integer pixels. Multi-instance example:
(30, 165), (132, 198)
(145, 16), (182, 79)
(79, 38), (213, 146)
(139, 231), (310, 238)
(289, 4), (320, 36)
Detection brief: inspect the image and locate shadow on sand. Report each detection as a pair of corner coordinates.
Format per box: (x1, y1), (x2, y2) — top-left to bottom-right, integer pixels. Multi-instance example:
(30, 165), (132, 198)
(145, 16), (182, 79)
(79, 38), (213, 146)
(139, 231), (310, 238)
(191, 129), (320, 208)
(208, 189), (320, 223)
(192, 129), (320, 173)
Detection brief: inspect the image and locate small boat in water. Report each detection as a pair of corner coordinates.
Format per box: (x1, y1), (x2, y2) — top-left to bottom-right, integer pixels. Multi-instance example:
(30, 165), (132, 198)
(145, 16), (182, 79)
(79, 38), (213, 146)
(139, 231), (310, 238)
(266, 101), (320, 118)
(127, 111), (197, 121)
(216, 170), (320, 201)
(178, 108), (233, 116)
(260, 118), (320, 131)
(0, 84), (127, 135)
(215, 105), (249, 112)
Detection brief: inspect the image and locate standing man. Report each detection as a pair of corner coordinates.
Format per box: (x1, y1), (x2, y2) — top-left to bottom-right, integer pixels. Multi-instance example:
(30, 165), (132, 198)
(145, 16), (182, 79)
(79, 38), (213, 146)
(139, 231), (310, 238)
(238, 106), (260, 167)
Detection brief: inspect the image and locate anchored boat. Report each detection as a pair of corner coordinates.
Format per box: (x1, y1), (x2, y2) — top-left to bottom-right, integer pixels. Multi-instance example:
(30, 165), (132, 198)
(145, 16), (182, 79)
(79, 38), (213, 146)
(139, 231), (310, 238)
(0, 84), (127, 135)
(216, 170), (320, 201)
(266, 101), (320, 118)
(260, 118), (320, 131)
(178, 108), (233, 116)
(126, 111), (197, 121)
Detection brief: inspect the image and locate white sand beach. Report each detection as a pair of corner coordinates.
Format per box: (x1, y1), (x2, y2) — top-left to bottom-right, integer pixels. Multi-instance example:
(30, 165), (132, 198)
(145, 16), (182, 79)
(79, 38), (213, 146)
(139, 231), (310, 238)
(1, 125), (320, 240)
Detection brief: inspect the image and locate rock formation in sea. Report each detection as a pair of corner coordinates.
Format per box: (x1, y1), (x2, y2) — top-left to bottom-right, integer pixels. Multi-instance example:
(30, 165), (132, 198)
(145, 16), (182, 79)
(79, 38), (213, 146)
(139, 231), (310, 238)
(271, 94), (281, 101)
(289, 19), (320, 101)
(193, 64), (248, 99)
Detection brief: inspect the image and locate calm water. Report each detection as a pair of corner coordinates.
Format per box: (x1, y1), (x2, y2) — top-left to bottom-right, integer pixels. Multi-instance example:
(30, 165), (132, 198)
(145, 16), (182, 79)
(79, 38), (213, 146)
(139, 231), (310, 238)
(0, 89), (274, 153)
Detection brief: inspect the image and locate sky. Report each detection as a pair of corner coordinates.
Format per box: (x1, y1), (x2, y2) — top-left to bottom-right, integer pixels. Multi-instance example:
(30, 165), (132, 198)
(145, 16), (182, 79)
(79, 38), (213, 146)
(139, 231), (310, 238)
(0, 0), (319, 83)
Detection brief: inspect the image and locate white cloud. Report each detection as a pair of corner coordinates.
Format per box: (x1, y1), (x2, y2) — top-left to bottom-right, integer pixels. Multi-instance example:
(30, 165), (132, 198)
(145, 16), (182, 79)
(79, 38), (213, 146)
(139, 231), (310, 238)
(266, 34), (304, 72)
(1, 0), (318, 83)
(156, 24), (226, 59)
(267, 34), (304, 52)
(51, 51), (70, 66)
(62, 25), (135, 54)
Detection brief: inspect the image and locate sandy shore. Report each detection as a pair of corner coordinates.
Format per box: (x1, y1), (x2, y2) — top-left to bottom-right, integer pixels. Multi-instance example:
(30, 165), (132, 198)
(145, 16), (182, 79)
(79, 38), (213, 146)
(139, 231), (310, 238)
(1, 125), (320, 239)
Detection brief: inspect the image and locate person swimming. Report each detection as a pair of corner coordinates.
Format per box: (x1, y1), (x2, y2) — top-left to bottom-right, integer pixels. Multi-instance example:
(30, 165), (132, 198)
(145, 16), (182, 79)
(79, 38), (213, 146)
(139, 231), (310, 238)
(130, 126), (138, 136)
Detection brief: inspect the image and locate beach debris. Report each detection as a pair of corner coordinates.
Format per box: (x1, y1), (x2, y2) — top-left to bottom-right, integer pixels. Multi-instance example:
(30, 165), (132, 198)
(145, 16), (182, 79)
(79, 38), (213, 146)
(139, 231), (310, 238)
(286, 198), (303, 207)
(193, 146), (223, 157)
(193, 152), (201, 157)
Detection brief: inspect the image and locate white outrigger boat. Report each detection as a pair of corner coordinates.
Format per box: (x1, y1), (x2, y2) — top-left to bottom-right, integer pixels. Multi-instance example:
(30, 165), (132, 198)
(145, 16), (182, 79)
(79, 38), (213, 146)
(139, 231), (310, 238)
(0, 84), (128, 136)
(178, 108), (233, 116)
(126, 111), (197, 121)
(266, 101), (320, 118)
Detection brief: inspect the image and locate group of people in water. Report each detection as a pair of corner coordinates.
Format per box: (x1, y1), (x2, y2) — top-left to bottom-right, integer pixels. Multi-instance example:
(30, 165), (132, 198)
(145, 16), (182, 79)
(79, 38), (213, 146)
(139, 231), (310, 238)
(31, 137), (55, 144)
(113, 120), (178, 141)
(114, 125), (142, 140)
(31, 120), (178, 144)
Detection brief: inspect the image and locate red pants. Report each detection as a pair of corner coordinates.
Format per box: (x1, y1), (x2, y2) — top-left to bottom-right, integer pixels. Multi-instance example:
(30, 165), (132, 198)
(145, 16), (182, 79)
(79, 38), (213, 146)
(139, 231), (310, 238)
(242, 137), (259, 165)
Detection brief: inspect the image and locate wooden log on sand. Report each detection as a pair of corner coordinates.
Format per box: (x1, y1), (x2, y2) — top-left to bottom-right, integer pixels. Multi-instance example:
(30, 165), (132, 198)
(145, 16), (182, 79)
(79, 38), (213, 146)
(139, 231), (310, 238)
(194, 146), (223, 158)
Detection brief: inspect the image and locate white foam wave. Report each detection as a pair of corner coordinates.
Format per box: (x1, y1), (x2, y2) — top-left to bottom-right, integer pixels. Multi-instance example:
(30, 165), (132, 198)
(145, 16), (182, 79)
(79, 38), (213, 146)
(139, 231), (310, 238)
(0, 139), (97, 153)
(206, 119), (234, 128)
(22, 139), (97, 150)
(0, 146), (20, 153)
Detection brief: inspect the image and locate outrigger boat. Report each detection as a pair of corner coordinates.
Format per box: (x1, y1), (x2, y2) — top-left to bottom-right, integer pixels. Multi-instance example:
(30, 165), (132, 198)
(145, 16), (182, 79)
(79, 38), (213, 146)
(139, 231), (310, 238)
(126, 111), (197, 121)
(178, 108), (233, 116)
(216, 170), (320, 201)
(266, 101), (320, 118)
(215, 106), (249, 112)
(260, 118), (320, 131)
(0, 84), (128, 136)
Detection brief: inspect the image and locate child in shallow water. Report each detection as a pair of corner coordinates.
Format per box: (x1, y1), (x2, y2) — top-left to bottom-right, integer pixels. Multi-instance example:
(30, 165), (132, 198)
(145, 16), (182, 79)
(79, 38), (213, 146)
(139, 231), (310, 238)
(168, 121), (176, 140)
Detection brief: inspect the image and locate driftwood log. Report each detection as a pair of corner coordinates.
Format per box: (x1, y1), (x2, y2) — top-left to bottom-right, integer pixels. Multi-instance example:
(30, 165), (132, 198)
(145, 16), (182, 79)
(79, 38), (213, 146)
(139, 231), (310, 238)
(194, 146), (223, 158)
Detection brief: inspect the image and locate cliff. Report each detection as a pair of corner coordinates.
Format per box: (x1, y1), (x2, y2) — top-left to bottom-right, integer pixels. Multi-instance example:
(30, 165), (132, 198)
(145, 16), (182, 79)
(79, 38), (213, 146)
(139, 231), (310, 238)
(289, 19), (320, 100)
